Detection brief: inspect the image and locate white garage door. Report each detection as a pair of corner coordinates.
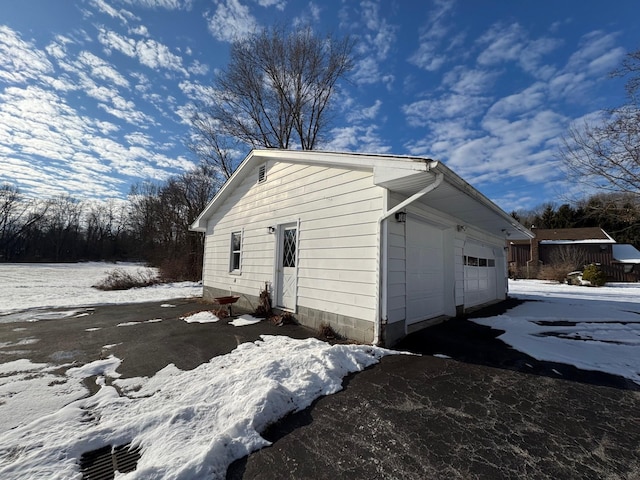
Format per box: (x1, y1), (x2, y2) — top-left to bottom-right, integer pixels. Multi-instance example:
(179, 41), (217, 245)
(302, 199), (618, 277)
(463, 241), (497, 308)
(406, 218), (445, 324)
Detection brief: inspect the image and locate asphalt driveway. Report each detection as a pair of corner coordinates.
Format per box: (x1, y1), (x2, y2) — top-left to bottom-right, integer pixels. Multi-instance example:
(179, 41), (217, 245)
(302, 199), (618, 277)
(1, 298), (639, 479)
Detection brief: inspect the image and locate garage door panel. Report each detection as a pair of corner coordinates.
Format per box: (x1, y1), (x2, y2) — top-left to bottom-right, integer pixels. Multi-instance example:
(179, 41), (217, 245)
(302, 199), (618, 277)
(406, 218), (445, 324)
(464, 240), (497, 308)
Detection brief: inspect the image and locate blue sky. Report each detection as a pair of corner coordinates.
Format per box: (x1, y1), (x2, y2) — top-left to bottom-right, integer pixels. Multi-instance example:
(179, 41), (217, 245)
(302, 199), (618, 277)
(1, 0), (638, 212)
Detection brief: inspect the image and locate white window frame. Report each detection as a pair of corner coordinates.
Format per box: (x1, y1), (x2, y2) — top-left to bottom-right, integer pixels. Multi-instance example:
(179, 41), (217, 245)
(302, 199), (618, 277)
(230, 230), (243, 273)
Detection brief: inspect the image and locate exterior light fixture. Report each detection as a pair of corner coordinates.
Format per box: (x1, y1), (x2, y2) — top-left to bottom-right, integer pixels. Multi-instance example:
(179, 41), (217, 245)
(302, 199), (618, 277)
(267, 226), (276, 234)
(457, 225), (466, 232)
(395, 211), (407, 223)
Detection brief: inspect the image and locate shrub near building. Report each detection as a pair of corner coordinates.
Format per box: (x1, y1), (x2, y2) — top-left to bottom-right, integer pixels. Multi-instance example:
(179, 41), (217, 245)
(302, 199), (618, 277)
(582, 264), (607, 286)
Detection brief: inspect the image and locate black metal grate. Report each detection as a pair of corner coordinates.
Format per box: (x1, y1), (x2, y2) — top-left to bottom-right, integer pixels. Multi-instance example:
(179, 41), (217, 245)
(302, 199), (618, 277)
(80, 443), (141, 480)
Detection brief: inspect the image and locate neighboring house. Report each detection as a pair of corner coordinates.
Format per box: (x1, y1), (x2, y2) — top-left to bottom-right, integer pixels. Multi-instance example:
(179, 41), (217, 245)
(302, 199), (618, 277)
(508, 227), (640, 282)
(191, 149), (533, 346)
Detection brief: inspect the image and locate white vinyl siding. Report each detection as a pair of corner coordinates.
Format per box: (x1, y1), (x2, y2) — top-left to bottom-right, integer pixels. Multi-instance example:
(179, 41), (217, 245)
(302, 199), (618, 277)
(202, 161), (383, 322)
(386, 219), (406, 324)
(454, 237), (465, 306)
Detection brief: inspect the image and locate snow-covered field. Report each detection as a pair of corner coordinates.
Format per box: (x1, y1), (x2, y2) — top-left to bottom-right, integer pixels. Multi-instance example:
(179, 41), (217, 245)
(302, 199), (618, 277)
(0, 262), (202, 319)
(0, 263), (639, 479)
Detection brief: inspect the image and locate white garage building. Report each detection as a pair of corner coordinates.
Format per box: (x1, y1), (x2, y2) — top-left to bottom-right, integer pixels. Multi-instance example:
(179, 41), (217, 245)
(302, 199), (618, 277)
(191, 149), (533, 346)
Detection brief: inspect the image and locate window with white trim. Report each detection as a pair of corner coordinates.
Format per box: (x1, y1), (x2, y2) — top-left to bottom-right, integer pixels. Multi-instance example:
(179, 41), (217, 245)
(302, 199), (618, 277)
(230, 231), (242, 272)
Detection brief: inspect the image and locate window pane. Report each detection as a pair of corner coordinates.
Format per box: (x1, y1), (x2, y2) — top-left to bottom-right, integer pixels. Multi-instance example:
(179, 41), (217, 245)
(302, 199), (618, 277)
(232, 232), (241, 251)
(479, 258), (487, 267)
(231, 232), (241, 271)
(283, 228), (296, 268)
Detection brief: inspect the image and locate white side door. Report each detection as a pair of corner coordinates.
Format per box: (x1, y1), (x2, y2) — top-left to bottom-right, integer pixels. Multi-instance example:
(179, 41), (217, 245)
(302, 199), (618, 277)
(275, 224), (297, 310)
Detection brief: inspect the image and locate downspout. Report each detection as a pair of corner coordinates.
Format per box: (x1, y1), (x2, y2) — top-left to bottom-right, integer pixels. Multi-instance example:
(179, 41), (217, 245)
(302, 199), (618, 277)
(374, 172), (444, 346)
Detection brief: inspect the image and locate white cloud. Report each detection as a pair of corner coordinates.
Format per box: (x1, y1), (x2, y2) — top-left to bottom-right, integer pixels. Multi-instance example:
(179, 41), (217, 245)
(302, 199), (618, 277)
(78, 50), (130, 87)
(0, 26), (54, 83)
(293, 2), (321, 25)
(98, 28), (136, 57)
(352, 57), (383, 85)
(91, 0), (138, 24)
(477, 22), (526, 66)
(188, 59), (209, 76)
(476, 22), (561, 79)
(98, 28), (188, 75)
(0, 83), (192, 200)
(119, 0), (194, 9)
(408, 0), (456, 71)
(443, 66), (499, 96)
(254, 0), (286, 9)
(402, 93), (490, 127)
(359, 0), (397, 60)
(565, 31), (622, 74)
(485, 83), (546, 118)
(325, 124), (391, 153)
(205, 0), (258, 42)
(346, 99), (383, 123)
(129, 25), (150, 37)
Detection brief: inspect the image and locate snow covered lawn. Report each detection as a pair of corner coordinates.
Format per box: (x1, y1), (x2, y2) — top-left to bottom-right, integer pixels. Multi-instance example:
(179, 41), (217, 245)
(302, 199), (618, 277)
(0, 262), (202, 318)
(474, 280), (640, 385)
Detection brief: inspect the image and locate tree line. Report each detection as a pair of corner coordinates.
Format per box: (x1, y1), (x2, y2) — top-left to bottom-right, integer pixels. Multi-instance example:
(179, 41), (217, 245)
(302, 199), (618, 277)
(512, 192), (640, 246)
(0, 162), (221, 280)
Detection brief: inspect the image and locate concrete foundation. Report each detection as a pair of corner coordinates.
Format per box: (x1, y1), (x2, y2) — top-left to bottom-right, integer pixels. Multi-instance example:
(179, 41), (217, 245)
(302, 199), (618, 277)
(203, 286), (375, 344)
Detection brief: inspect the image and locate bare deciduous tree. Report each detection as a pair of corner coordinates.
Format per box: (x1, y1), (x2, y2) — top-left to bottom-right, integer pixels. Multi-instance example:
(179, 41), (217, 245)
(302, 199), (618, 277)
(560, 49), (640, 201)
(190, 24), (355, 160)
(0, 184), (50, 260)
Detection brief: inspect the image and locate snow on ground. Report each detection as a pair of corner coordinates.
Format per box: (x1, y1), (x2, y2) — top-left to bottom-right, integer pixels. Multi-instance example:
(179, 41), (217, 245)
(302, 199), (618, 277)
(0, 262), (202, 319)
(473, 280), (640, 385)
(229, 314), (263, 327)
(0, 336), (393, 479)
(181, 310), (220, 323)
(1, 263), (639, 478)
(0, 359), (88, 432)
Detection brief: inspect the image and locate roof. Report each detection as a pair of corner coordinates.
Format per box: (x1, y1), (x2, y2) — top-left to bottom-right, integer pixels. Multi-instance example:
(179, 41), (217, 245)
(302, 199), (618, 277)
(535, 228), (616, 244)
(191, 149), (533, 240)
(612, 244), (640, 263)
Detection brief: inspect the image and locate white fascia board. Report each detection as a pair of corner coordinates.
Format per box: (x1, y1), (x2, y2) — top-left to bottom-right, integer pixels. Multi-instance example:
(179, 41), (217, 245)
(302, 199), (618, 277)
(251, 149), (431, 171)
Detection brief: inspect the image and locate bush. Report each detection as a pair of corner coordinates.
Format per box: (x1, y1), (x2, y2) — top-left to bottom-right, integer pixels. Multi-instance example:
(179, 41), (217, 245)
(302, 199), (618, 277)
(254, 283), (273, 318)
(582, 263), (606, 286)
(157, 258), (201, 282)
(93, 268), (159, 291)
(538, 263), (575, 283)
